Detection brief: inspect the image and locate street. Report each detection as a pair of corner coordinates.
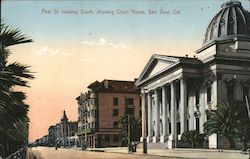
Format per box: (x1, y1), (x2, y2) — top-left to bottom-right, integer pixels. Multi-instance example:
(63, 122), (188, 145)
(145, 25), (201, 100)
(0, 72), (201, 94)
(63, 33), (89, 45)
(27, 147), (177, 159)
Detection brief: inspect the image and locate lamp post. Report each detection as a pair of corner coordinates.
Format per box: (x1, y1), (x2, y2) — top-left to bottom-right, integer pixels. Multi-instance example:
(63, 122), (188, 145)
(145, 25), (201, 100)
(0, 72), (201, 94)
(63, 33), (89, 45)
(141, 88), (147, 154)
(128, 114), (131, 153)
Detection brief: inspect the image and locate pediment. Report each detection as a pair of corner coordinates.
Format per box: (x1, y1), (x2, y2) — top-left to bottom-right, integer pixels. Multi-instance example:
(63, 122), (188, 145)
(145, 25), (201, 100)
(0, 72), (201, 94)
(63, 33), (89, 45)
(136, 54), (179, 86)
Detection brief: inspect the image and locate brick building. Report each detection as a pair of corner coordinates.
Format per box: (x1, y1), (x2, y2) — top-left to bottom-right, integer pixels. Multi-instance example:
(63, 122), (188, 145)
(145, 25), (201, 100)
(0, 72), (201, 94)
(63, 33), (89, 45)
(76, 79), (141, 148)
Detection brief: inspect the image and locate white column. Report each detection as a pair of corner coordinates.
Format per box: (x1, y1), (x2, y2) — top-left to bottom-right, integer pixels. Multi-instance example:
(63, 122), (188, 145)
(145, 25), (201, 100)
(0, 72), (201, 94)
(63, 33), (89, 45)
(168, 82), (176, 149)
(160, 86), (167, 143)
(153, 89), (160, 143)
(147, 93), (152, 143)
(235, 80), (242, 101)
(199, 86), (205, 133)
(180, 79), (187, 134)
(166, 87), (170, 136)
(209, 77), (219, 149)
(212, 80), (218, 109)
(188, 91), (195, 131)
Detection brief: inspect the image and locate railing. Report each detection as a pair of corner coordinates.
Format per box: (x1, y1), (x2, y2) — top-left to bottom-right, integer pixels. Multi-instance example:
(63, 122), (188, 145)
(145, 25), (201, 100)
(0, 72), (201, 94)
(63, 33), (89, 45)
(126, 104), (135, 108)
(6, 147), (27, 159)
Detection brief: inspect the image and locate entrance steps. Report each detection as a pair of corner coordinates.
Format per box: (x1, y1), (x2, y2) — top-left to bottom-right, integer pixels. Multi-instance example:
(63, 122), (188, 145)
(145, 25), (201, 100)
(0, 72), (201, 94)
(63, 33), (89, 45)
(137, 142), (169, 149)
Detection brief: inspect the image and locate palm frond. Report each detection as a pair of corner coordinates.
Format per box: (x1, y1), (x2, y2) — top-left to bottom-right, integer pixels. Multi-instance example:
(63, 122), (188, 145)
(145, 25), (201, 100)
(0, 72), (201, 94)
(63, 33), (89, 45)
(1, 22), (32, 47)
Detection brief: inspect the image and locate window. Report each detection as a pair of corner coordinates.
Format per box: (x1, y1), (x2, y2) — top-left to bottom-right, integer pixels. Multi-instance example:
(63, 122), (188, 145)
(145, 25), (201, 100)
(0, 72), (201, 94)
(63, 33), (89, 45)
(125, 98), (134, 106)
(93, 122), (96, 128)
(207, 86), (211, 103)
(93, 98), (97, 105)
(114, 135), (119, 142)
(105, 135), (110, 142)
(195, 90), (200, 105)
(113, 121), (118, 128)
(113, 109), (118, 117)
(92, 122), (94, 128)
(94, 109), (98, 116)
(113, 98), (118, 106)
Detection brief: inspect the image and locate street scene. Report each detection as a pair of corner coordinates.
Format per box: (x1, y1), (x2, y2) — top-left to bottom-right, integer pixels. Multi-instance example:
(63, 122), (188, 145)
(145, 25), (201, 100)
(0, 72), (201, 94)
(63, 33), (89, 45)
(27, 146), (249, 159)
(27, 147), (168, 159)
(1, 0), (250, 159)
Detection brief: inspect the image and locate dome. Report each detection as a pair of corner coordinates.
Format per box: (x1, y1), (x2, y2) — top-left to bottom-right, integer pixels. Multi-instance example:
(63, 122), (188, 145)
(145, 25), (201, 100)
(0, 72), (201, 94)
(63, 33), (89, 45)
(203, 1), (250, 45)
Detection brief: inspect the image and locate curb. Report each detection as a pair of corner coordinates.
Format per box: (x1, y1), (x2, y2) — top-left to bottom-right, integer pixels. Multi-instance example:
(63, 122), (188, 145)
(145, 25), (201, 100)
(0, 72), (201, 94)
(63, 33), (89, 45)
(74, 148), (192, 159)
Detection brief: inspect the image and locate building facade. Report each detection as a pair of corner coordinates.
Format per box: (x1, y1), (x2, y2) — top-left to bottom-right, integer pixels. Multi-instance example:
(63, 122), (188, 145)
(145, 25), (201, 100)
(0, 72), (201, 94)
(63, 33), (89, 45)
(136, 1), (250, 149)
(36, 111), (79, 147)
(76, 79), (141, 148)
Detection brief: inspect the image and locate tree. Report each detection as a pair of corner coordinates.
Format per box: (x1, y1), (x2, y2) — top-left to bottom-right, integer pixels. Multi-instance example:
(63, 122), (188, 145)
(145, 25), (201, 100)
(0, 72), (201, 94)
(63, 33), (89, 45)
(0, 21), (34, 157)
(204, 101), (250, 149)
(119, 115), (141, 146)
(181, 130), (205, 148)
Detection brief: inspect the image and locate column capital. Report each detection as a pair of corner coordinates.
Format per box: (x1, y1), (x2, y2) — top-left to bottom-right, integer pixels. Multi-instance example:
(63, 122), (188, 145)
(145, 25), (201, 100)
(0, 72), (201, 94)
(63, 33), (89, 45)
(161, 85), (167, 91)
(170, 81), (175, 86)
(180, 78), (186, 83)
(140, 88), (147, 94)
(154, 89), (158, 93)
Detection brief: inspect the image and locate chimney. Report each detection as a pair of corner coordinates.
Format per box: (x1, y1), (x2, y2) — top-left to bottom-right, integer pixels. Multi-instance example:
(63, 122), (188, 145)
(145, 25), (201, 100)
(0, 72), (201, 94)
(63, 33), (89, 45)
(134, 78), (138, 89)
(104, 80), (109, 89)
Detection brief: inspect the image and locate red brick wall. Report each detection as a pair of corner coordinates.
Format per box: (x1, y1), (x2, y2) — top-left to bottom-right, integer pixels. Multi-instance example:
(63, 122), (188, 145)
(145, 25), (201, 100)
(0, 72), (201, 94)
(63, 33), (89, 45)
(98, 92), (140, 129)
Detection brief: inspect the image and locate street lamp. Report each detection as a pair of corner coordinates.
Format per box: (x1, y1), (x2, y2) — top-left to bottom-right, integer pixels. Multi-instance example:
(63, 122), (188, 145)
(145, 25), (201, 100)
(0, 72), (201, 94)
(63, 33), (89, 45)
(127, 114), (131, 153)
(141, 88), (147, 154)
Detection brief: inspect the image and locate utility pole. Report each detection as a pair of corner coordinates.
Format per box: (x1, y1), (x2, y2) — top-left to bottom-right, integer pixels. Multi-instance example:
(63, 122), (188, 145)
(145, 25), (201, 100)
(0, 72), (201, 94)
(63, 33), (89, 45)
(141, 88), (147, 153)
(128, 114), (130, 152)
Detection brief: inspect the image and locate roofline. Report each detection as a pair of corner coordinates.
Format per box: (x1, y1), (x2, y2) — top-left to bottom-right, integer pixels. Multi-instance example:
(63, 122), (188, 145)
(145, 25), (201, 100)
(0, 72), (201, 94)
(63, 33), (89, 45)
(136, 55), (202, 87)
(102, 79), (137, 83)
(197, 35), (250, 53)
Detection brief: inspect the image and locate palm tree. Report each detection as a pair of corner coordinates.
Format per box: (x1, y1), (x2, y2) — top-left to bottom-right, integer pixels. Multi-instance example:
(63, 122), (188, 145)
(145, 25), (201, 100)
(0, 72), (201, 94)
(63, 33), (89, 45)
(119, 115), (141, 146)
(204, 101), (250, 149)
(0, 21), (34, 157)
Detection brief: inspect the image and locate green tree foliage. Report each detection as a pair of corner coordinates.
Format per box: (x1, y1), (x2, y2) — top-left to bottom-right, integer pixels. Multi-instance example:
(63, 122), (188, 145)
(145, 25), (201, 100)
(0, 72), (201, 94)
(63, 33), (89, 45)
(204, 101), (250, 150)
(119, 115), (141, 146)
(0, 21), (34, 156)
(181, 130), (205, 148)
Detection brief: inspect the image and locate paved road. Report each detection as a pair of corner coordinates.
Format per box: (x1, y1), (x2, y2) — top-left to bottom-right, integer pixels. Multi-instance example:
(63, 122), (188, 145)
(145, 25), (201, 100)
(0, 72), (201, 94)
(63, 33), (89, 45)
(27, 147), (180, 159)
(89, 147), (249, 159)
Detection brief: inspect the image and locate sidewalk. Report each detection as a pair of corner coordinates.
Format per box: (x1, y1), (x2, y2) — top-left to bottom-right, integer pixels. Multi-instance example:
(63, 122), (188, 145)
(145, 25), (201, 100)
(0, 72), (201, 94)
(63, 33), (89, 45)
(85, 147), (250, 159)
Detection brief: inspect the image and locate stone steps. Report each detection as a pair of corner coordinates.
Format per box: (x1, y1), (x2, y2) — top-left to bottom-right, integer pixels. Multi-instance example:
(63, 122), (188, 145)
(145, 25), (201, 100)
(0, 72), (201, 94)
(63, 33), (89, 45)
(137, 142), (169, 149)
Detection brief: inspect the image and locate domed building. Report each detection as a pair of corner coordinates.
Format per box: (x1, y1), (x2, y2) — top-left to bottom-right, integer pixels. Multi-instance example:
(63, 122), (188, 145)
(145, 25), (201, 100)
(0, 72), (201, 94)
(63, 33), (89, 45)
(136, 1), (250, 149)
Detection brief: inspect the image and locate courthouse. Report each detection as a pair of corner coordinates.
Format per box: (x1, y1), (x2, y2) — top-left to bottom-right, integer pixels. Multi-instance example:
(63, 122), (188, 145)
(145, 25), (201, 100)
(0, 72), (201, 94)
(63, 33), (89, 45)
(136, 1), (250, 149)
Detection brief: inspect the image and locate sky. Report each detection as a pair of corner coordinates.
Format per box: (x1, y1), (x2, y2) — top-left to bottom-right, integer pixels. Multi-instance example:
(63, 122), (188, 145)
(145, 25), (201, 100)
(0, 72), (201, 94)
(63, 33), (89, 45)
(1, 0), (250, 142)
